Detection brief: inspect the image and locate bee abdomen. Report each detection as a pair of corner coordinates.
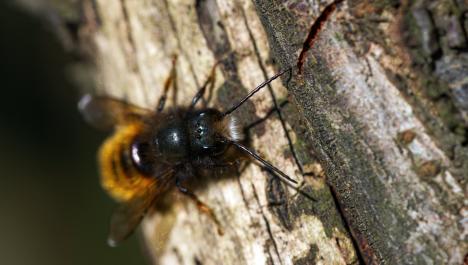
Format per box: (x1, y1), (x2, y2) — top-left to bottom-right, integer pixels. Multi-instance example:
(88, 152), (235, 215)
(98, 123), (152, 202)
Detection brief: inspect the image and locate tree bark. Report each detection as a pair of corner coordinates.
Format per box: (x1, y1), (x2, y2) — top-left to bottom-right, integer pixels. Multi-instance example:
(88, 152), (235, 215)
(35, 0), (468, 264)
(254, 1), (468, 264)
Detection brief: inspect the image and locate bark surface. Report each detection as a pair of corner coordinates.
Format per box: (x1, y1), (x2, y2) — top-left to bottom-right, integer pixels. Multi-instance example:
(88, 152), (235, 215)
(30, 0), (468, 264)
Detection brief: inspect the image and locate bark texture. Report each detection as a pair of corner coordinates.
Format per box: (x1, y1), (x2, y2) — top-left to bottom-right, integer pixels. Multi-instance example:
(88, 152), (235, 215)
(32, 0), (468, 264)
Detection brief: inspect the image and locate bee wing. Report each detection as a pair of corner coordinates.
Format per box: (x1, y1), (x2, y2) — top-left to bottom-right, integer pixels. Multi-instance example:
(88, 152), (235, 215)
(78, 94), (151, 130)
(107, 170), (174, 247)
(107, 190), (157, 247)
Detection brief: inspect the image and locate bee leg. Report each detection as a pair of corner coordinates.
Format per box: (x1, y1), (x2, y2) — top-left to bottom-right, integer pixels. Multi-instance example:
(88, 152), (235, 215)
(156, 55), (178, 112)
(189, 61), (221, 109)
(175, 178), (224, 235)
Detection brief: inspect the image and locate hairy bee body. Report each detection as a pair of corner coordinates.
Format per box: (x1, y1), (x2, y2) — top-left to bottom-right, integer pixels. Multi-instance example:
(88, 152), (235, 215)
(98, 122), (153, 202)
(95, 106), (243, 203)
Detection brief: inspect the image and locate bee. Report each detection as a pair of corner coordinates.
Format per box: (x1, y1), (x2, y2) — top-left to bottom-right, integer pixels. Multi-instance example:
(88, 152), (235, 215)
(79, 63), (297, 247)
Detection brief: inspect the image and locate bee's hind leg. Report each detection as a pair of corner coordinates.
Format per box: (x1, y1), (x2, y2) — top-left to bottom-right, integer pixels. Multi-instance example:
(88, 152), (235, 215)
(175, 177), (224, 235)
(156, 55), (178, 112)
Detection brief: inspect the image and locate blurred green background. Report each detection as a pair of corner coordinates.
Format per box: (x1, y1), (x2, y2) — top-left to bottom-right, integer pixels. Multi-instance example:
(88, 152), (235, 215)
(0, 2), (147, 265)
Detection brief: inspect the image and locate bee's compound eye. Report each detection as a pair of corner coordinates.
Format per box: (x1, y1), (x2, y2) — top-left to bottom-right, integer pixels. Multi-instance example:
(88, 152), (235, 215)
(130, 140), (153, 174)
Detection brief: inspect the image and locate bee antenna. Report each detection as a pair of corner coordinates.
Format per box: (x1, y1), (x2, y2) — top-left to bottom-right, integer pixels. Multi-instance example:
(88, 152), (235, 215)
(222, 67), (291, 117)
(230, 140), (317, 201)
(229, 140), (298, 185)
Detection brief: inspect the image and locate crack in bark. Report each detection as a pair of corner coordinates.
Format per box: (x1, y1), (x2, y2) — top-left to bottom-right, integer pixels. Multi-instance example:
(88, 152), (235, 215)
(297, 0), (343, 73)
(236, 171), (253, 216)
(119, 0), (150, 105)
(328, 185), (366, 265)
(240, 6), (306, 177)
(252, 183), (284, 265)
(266, 249), (275, 265)
(266, 174), (292, 231)
(119, 0), (137, 72)
(162, 0), (201, 88)
(172, 247), (184, 265)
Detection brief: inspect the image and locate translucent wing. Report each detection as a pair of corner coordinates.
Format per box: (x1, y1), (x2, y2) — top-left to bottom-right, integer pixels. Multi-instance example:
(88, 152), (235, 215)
(107, 190), (156, 247)
(78, 94), (151, 130)
(107, 170), (174, 247)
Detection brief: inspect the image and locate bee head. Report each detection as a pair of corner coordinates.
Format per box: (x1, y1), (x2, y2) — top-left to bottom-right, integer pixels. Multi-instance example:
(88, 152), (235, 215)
(187, 109), (243, 157)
